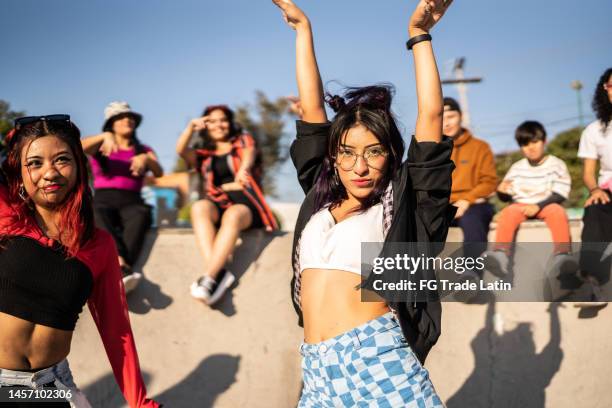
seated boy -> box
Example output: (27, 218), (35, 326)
(487, 121), (572, 274)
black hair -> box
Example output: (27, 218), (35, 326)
(592, 68), (612, 131)
(95, 113), (146, 174)
(2, 119), (95, 256)
(443, 97), (462, 113)
(195, 105), (242, 150)
(314, 84), (405, 213)
(515, 120), (547, 146)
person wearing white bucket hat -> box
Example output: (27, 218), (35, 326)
(82, 102), (163, 293)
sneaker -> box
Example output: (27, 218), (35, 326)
(483, 250), (509, 277)
(206, 269), (236, 306)
(545, 253), (581, 301)
(121, 265), (142, 294)
(190, 269), (236, 306)
(453, 268), (480, 302)
(190, 276), (213, 303)
(574, 276), (608, 308)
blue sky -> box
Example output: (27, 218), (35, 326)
(2, 0), (610, 201)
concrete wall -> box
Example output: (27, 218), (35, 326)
(68, 226), (611, 407)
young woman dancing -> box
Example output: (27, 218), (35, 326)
(273, 0), (455, 406)
(176, 105), (278, 305)
(0, 116), (159, 407)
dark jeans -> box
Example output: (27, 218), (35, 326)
(451, 202), (495, 259)
(94, 189), (152, 266)
(580, 199), (612, 284)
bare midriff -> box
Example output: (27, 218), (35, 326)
(0, 312), (72, 371)
(301, 268), (389, 344)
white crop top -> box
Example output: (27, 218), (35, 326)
(299, 203), (384, 275)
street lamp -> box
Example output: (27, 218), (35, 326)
(570, 80), (584, 127)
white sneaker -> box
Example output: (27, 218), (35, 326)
(483, 250), (509, 277)
(122, 270), (143, 294)
(190, 269), (236, 306)
(190, 276), (213, 303)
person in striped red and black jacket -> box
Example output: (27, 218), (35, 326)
(176, 104), (278, 306)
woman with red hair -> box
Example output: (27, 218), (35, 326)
(0, 116), (160, 407)
(176, 105), (279, 306)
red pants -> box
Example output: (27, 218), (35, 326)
(494, 203), (571, 254)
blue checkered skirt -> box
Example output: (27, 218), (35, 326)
(298, 312), (444, 407)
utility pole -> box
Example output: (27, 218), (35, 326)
(570, 80), (584, 127)
(442, 58), (482, 128)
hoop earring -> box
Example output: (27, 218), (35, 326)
(331, 166), (341, 190)
(18, 184), (28, 202)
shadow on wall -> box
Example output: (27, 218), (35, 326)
(82, 354), (240, 407)
(446, 295), (563, 408)
(154, 354), (241, 407)
(209, 230), (285, 317)
(127, 229), (174, 314)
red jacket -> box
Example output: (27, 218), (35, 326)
(197, 133), (279, 231)
(0, 185), (159, 408)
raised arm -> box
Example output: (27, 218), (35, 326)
(408, 0), (453, 142)
(81, 132), (118, 156)
(176, 117), (207, 169)
(273, 0), (327, 123)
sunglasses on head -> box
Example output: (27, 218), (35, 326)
(14, 114), (71, 129)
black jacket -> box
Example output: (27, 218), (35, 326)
(290, 120), (456, 364)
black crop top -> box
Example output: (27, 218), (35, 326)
(211, 154), (234, 185)
(0, 236), (94, 331)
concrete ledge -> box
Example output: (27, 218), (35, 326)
(67, 226), (611, 407)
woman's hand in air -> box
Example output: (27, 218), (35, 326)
(130, 153), (149, 177)
(409, 0), (453, 35)
(272, 0), (309, 30)
(190, 116), (209, 132)
(99, 131), (119, 156)
(235, 167), (251, 186)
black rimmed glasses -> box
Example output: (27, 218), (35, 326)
(336, 146), (389, 171)
(14, 114), (71, 130)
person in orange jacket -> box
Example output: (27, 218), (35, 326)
(443, 97), (497, 262)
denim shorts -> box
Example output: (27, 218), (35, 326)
(299, 312), (444, 408)
(0, 359), (91, 408)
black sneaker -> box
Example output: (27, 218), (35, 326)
(206, 269), (236, 306)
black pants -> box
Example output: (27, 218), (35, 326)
(94, 189), (152, 266)
(580, 200), (612, 284)
(451, 202), (494, 259)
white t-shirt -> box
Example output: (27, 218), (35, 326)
(503, 155), (571, 204)
(578, 120), (612, 187)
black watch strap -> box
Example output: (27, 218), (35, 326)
(406, 34), (432, 50)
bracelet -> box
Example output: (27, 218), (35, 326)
(590, 186), (602, 193)
(406, 34), (432, 50)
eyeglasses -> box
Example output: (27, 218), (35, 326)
(604, 83), (612, 91)
(14, 114), (71, 129)
(336, 146), (388, 171)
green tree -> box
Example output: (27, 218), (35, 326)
(546, 127), (586, 207)
(0, 100), (26, 161)
(0, 100), (25, 135)
(493, 126), (586, 209)
(234, 91), (295, 197)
